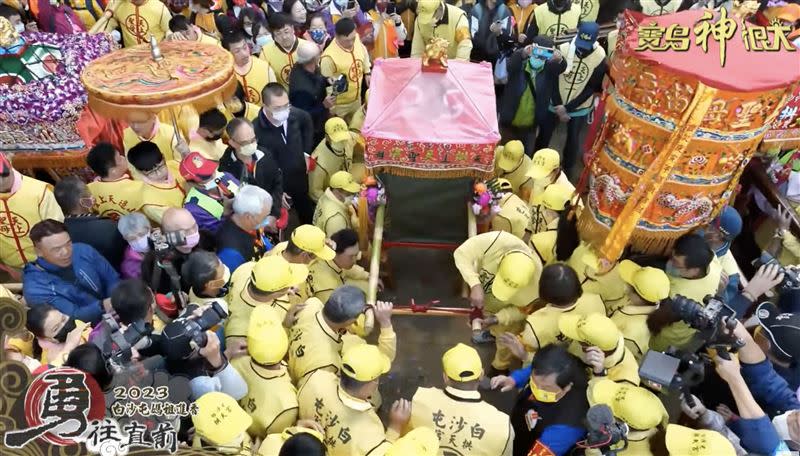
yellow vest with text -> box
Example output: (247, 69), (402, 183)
(87, 177), (144, 220)
(640, 0), (681, 16)
(409, 386), (513, 456)
(609, 305), (656, 361)
(492, 193), (533, 241)
(138, 161), (186, 225)
(534, 2), (580, 39)
(260, 39), (309, 89)
(578, 0), (598, 22)
(521, 293), (605, 352)
(0, 175), (64, 269)
(320, 38), (370, 106)
(230, 357), (298, 437)
(308, 259), (369, 304)
(237, 58), (277, 105)
(308, 138), (356, 202)
(557, 42), (606, 111)
(313, 189), (356, 237)
(411, 4), (472, 60)
(112, 0), (171, 47)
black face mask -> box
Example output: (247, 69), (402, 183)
(547, 0), (571, 14)
(206, 133), (223, 141)
(53, 318), (76, 343)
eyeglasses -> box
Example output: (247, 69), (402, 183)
(143, 162), (166, 177)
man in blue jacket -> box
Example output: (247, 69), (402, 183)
(23, 219), (119, 325)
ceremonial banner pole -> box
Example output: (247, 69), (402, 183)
(366, 204), (385, 306)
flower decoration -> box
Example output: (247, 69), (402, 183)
(471, 179), (507, 216)
(360, 175), (386, 223)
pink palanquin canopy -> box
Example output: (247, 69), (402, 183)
(362, 58), (500, 178)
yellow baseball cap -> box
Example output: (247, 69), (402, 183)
(291, 225), (336, 261)
(325, 117), (350, 143)
(386, 427), (439, 456)
(247, 305), (288, 364)
(193, 392), (253, 445)
(341, 343), (391, 382)
(329, 170), (362, 194)
(531, 183), (573, 211)
(442, 343), (482, 382)
(527, 148), (561, 180)
(558, 313), (621, 351)
(492, 251), (536, 302)
(251, 255), (309, 293)
(496, 140), (524, 172)
(416, 0), (441, 25)
(494, 178), (513, 193)
(618, 260), (670, 303)
(589, 379), (667, 430)
(665, 424), (736, 456)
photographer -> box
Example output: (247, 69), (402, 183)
(141, 208), (211, 296)
(161, 303), (248, 400)
(729, 263), (785, 317)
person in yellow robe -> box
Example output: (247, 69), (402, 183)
(526, 147), (574, 203)
(454, 231), (542, 371)
(320, 18), (371, 124)
(494, 140), (533, 202)
(0, 153), (64, 270)
(366, 0), (407, 60)
(411, 0), (472, 60)
(122, 114), (183, 166)
(231, 306), (299, 438)
(187, 108), (228, 160)
(127, 142), (187, 225)
(489, 179), (533, 243)
(86, 142), (144, 220)
(308, 228), (371, 303)
(99, 0), (171, 47)
(260, 13), (310, 88)
(224, 31), (277, 105)
(507, 0), (535, 42)
(220, 82), (261, 124)
(308, 117), (361, 202)
(312, 171), (361, 237)
(530, 182), (572, 234)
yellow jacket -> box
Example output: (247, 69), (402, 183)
(521, 293), (605, 354)
(0, 172), (64, 269)
(495, 154), (533, 202)
(453, 231), (541, 322)
(492, 193), (533, 241)
(138, 161), (187, 225)
(411, 3), (472, 60)
(609, 305), (656, 361)
(123, 121), (180, 169)
(312, 188), (358, 237)
(236, 57), (278, 105)
(308, 137), (358, 202)
(260, 39), (310, 89)
(308, 259), (369, 304)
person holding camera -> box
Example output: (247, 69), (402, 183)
(320, 18), (371, 124)
(288, 285), (396, 386)
(365, 0), (407, 60)
(651, 233), (723, 351)
(230, 305), (299, 437)
(23, 219), (119, 325)
(492, 343), (589, 456)
(161, 303), (248, 400)
(586, 379), (669, 455)
(408, 343), (514, 455)
(179, 152), (241, 235)
(216, 184), (275, 272)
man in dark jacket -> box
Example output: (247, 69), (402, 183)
(288, 40), (335, 145)
(254, 82), (316, 224)
(220, 118), (283, 221)
(498, 35), (564, 157)
(53, 176), (127, 271)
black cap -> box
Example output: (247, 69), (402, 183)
(756, 302), (800, 361)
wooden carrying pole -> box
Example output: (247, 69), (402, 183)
(366, 204), (386, 306)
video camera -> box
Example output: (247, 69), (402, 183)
(752, 251), (800, 290)
(331, 74), (348, 96)
(148, 228), (188, 310)
(149, 228), (186, 260)
(639, 295), (744, 407)
(100, 314), (153, 371)
(160, 301), (228, 361)
(578, 404), (629, 456)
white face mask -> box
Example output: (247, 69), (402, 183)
(773, 412), (796, 443)
(240, 142), (258, 156)
(244, 25), (252, 35)
(271, 108), (290, 124)
(518, 0), (533, 7)
(14, 23), (24, 34)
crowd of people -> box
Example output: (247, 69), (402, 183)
(1, 0), (800, 454)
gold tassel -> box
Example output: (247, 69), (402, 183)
(367, 165), (493, 180)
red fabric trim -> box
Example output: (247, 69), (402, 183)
(364, 137), (495, 174)
(528, 440), (556, 456)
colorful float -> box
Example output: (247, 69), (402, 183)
(579, 9), (800, 263)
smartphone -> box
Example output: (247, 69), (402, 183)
(531, 45), (555, 60)
(346, 0), (356, 9)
